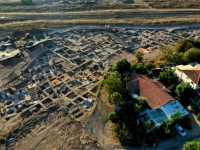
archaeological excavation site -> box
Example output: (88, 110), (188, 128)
(0, 25), (200, 150)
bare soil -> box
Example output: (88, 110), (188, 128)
(0, 110), (100, 150)
(85, 89), (124, 149)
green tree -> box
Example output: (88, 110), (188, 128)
(184, 48), (200, 63)
(190, 102), (199, 112)
(136, 96), (148, 110)
(114, 123), (134, 145)
(144, 62), (156, 71)
(130, 63), (137, 72)
(135, 63), (146, 74)
(160, 45), (175, 61)
(175, 82), (194, 104)
(175, 39), (193, 53)
(108, 112), (119, 123)
(182, 138), (200, 150)
(102, 72), (123, 94)
(158, 112), (183, 140)
(160, 45), (184, 64)
(170, 111), (183, 123)
(154, 60), (165, 68)
(21, 0), (32, 5)
(112, 59), (131, 75)
(197, 113), (200, 121)
(110, 92), (123, 111)
(134, 50), (144, 63)
(145, 120), (152, 129)
(159, 68), (179, 89)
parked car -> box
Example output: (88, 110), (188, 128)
(175, 124), (186, 137)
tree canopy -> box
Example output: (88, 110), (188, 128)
(184, 48), (200, 63)
(108, 112), (119, 123)
(102, 59), (159, 147)
(110, 92), (123, 103)
(174, 39), (194, 53)
(160, 45), (184, 64)
(175, 82), (195, 104)
(182, 138), (200, 150)
(160, 39), (200, 64)
(158, 112), (183, 140)
(102, 72), (123, 94)
(136, 96), (149, 110)
(134, 50), (144, 63)
(170, 111), (183, 121)
(112, 59), (131, 74)
(144, 62), (156, 71)
(158, 68), (179, 90)
(131, 63), (146, 74)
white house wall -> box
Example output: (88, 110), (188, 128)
(174, 68), (197, 89)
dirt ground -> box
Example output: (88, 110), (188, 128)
(110, 48), (161, 65)
(85, 90), (120, 149)
(1, 110), (100, 150)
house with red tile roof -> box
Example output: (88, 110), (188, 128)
(127, 73), (189, 125)
(127, 73), (173, 109)
(173, 65), (200, 92)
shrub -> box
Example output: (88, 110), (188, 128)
(134, 50), (144, 62)
(197, 113), (200, 121)
(154, 60), (165, 68)
(190, 102), (199, 112)
(102, 72), (123, 94)
(144, 62), (156, 71)
(108, 112), (119, 123)
(182, 138), (200, 150)
(112, 59), (131, 74)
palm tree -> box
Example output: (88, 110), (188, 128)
(110, 92), (122, 112)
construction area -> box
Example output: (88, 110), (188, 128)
(0, 25), (200, 149)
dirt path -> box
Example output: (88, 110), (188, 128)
(85, 90), (124, 149)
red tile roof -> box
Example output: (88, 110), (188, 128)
(181, 70), (200, 85)
(126, 79), (139, 94)
(127, 73), (174, 109)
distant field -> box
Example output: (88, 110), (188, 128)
(143, 0), (200, 8)
(0, 0), (19, 3)
(1, 15), (200, 31)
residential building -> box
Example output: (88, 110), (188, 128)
(173, 65), (200, 91)
(127, 73), (173, 109)
(127, 73), (189, 125)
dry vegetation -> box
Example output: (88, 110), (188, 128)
(0, 0), (19, 3)
(144, 0), (200, 8)
(1, 16), (200, 31)
(0, 0), (199, 32)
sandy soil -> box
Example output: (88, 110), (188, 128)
(85, 90), (124, 149)
(110, 48), (161, 65)
(5, 110), (100, 150)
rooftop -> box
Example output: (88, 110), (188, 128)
(160, 100), (189, 119)
(176, 65), (200, 84)
(128, 73), (174, 109)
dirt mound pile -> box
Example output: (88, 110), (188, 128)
(11, 28), (45, 41)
